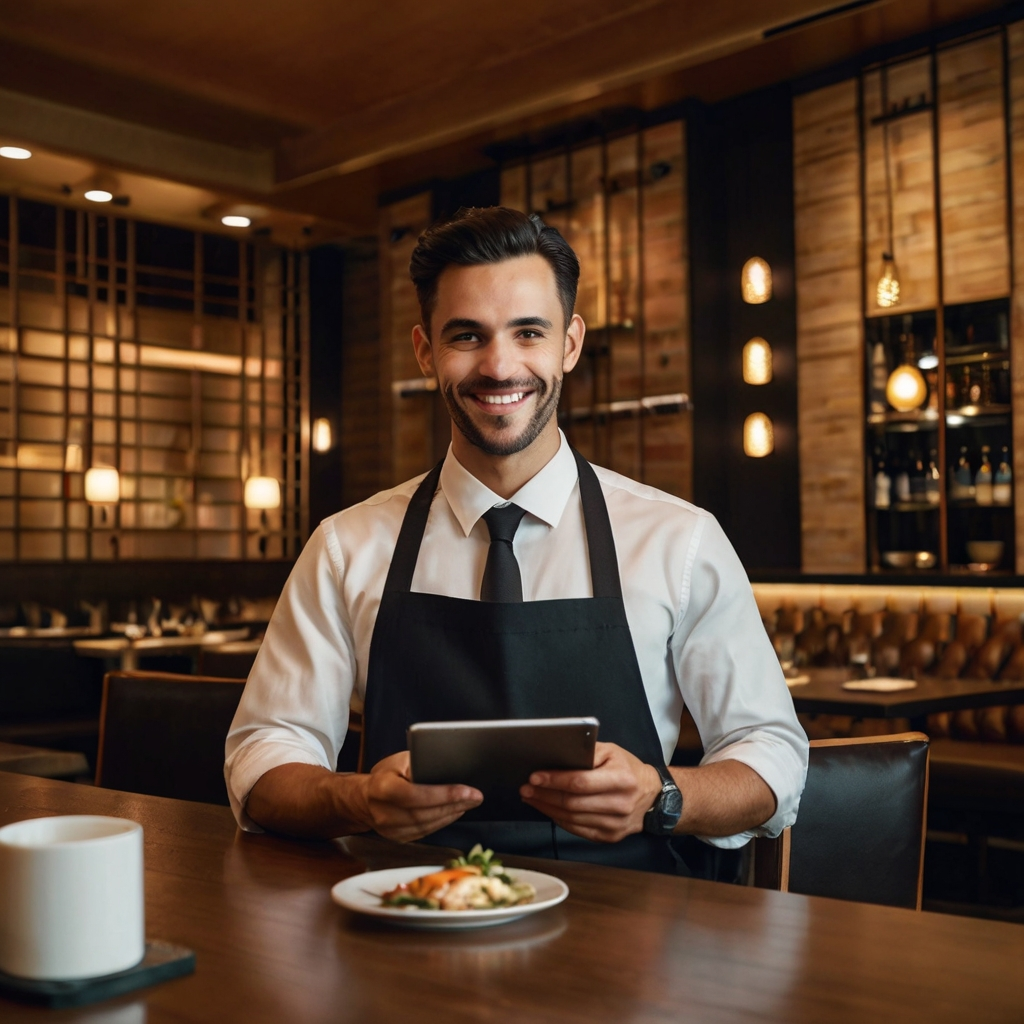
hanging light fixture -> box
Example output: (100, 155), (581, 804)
(742, 337), (773, 385)
(743, 413), (774, 458)
(886, 363), (927, 412)
(741, 258), (772, 304)
(876, 64), (901, 309)
(885, 320), (927, 412)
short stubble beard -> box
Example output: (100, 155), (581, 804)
(443, 374), (563, 457)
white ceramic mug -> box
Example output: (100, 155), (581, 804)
(0, 815), (145, 980)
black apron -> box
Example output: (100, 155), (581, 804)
(361, 449), (682, 874)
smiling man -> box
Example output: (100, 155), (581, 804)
(225, 207), (807, 875)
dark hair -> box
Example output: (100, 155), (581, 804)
(409, 206), (579, 333)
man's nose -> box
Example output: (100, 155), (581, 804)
(477, 336), (521, 382)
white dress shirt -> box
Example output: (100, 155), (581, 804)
(225, 431), (808, 848)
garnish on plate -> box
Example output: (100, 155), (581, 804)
(380, 845), (536, 911)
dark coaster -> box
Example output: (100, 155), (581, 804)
(0, 940), (195, 1009)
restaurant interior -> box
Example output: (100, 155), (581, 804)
(3, 1), (1024, 1020)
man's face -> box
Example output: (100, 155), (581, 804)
(412, 255), (584, 457)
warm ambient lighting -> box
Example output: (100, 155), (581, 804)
(244, 476), (281, 510)
(876, 252), (900, 308)
(222, 215), (251, 228)
(741, 257), (772, 304)
(0, 146), (32, 160)
(886, 363), (927, 412)
(85, 189), (114, 203)
(312, 417), (333, 452)
(742, 337), (773, 385)
(743, 413), (774, 458)
(84, 467), (120, 504)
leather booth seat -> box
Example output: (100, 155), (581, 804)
(751, 583), (1024, 744)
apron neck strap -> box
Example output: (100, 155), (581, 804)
(382, 449), (622, 598)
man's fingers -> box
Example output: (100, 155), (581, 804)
(376, 776), (482, 809)
(521, 786), (634, 815)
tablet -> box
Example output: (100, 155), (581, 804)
(408, 717), (599, 822)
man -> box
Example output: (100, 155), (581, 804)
(225, 207), (807, 874)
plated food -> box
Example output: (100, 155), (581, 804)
(330, 849), (568, 930)
(380, 845), (535, 911)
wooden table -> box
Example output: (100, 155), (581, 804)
(73, 629), (250, 671)
(789, 668), (1024, 722)
(2, 775), (1024, 1023)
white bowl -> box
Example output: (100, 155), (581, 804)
(966, 541), (1004, 565)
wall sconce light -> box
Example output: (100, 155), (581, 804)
(741, 257), (772, 304)
(886, 363), (927, 412)
(742, 337), (773, 385)
(876, 252), (900, 309)
(0, 146), (32, 160)
(244, 476), (281, 510)
(311, 417), (333, 453)
(85, 466), (120, 504)
(743, 413), (774, 458)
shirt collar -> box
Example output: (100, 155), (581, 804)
(439, 430), (580, 538)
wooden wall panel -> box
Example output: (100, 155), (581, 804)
(1009, 23), (1024, 574)
(939, 34), (1010, 305)
(863, 57), (938, 316)
(794, 78), (866, 572)
(339, 241), (383, 508)
(642, 121), (691, 500)
(379, 192), (433, 487)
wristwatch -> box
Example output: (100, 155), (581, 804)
(643, 765), (683, 836)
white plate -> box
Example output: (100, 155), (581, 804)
(841, 677), (917, 692)
(331, 865), (568, 930)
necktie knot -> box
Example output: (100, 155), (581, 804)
(480, 503), (527, 602)
(483, 502), (526, 545)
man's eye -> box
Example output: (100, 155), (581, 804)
(451, 333), (479, 343)
(519, 330), (542, 339)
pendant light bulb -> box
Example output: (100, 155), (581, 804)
(876, 252), (900, 309)
(886, 363), (927, 412)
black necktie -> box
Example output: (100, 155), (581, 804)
(480, 503), (527, 602)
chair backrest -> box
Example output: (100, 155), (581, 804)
(96, 670), (245, 805)
(755, 732), (929, 909)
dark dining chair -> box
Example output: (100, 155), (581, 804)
(754, 732), (930, 909)
(95, 670), (245, 806)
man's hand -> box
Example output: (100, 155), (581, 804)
(244, 758), (481, 842)
(519, 742), (662, 844)
(355, 751), (483, 843)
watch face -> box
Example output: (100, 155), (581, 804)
(661, 787), (683, 821)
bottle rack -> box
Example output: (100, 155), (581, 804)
(865, 298), (1014, 574)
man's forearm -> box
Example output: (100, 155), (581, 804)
(669, 759), (777, 837)
(245, 763), (370, 839)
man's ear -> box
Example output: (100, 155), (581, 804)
(412, 323), (434, 377)
(562, 313), (586, 374)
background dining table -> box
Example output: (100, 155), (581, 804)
(1, 772), (1023, 1023)
(787, 668), (1024, 725)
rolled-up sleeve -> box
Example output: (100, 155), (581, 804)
(224, 525), (356, 831)
(671, 515), (808, 849)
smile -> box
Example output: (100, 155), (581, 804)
(477, 392), (526, 406)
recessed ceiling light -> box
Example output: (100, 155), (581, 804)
(84, 189), (114, 203)
(221, 215), (251, 228)
(0, 146), (32, 160)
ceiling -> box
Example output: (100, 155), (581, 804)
(0, 0), (1011, 240)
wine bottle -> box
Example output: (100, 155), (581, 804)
(874, 452), (892, 509)
(976, 446), (994, 506)
(926, 450), (941, 505)
(994, 445), (1013, 505)
(952, 446), (972, 501)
